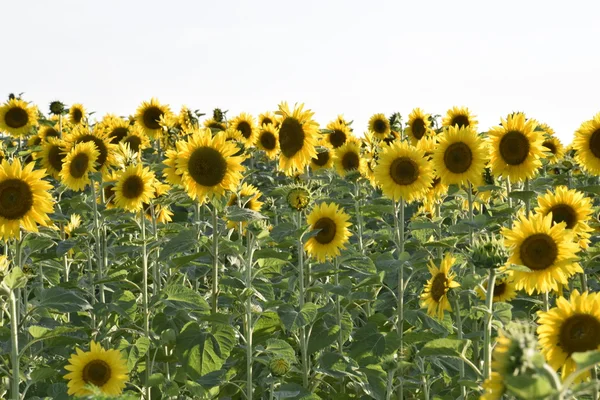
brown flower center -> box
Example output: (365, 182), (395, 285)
(104, 184), (116, 204)
(493, 281), (507, 297)
(372, 118), (388, 134)
(109, 127), (129, 144)
(75, 135), (108, 168)
(48, 145), (65, 172)
(312, 151), (330, 167)
(237, 121), (252, 139)
(259, 131), (276, 150)
(389, 157), (419, 185)
(329, 129), (347, 148)
(0, 179), (33, 220)
(431, 273), (448, 302)
(499, 131), (530, 166)
(543, 140), (557, 155)
(122, 175), (144, 199)
(188, 146), (227, 187)
(69, 153), (90, 179)
(123, 135), (142, 153)
(589, 129), (600, 159)
(261, 117), (273, 126)
(313, 217), (337, 244)
(279, 117), (305, 158)
(444, 142), (473, 174)
(341, 151), (359, 172)
(411, 118), (426, 139)
(43, 128), (60, 140)
(559, 314), (600, 355)
(450, 115), (469, 128)
(5, 107), (29, 129)
(548, 204), (577, 229)
(142, 106), (163, 130)
(71, 108), (83, 124)
(82, 359), (111, 387)
(519, 233), (557, 271)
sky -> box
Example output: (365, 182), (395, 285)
(3, 0), (599, 143)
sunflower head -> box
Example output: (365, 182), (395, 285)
(471, 234), (508, 270)
(476, 276), (517, 303)
(420, 253), (460, 320)
(275, 102), (319, 175)
(226, 183), (264, 230)
(135, 98), (172, 138)
(325, 120), (353, 149)
(259, 111), (279, 127)
(114, 164), (156, 212)
(69, 103), (86, 125)
(368, 113), (391, 139)
(213, 108), (225, 123)
(310, 146), (334, 172)
(304, 202), (352, 262)
(286, 186), (311, 211)
(572, 112), (600, 175)
(256, 123), (280, 159)
(442, 106), (478, 130)
(60, 141), (99, 192)
(405, 108), (432, 145)
(49, 100), (66, 116)
(433, 125), (487, 186)
(535, 186), (593, 240)
(0, 98), (39, 137)
(333, 138), (364, 178)
(270, 358), (291, 377)
(39, 137), (67, 178)
(229, 113), (258, 147)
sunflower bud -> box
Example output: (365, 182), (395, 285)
(49, 101), (66, 116)
(8, 93), (15, 100)
(471, 235), (507, 269)
(483, 167), (495, 185)
(269, 358), (291, 376)
(286, 187), (311, 211)
(213, 108), (225, 123)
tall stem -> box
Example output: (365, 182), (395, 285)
(467, 182), (474, 248)
(393, 199), (405, 400)
(454, 296), (467, 399)
(140, 211), (151, 400)
(9, 288), (19, 400)
(524, 178), (531, 216)
(90, 178), (105, 303)
(354, 182), (364, 254)
(296, 211), (309, 388)
(245, 230), (255, 400)
(211, 205), (219, 314)
(483, 268), (497, 380)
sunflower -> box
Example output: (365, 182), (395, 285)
(259, 111), (279, 128)
(228, 113), (258, 147)
(143, 181), (173, 224)
(304, 202), (352, 262)
(541, 135), (565, 164)
(163, 147), (183, 186)
(310, 146), (334, 172)
(177, 105), (198, 132)
(0, 99), (39, 137)
(64, 341), (128, 397)
(420, 253), (460, 320)
(226, 183), (264, 230)
(405, 108), (431, 145)
(368, 113), (391, 140)
(60, 141), (99, 191)
(175, 128), (245, 202)
(121, 128), (151, 154)
(535, 186), (594, 249)
(537, 290), (600, 381)
(416, 136), (437, 158)
(64, 214), (82, 239)
(135, 98), (172, 139)
(488, 113), (544, 182)
(256, 123), (279, 159)
(433, 126), (487, 186)
(204, 118), (227, 132)
(105, 118), (131, 144)
(334, 139), (364, 177)
(38, 125), (61, 142)
(39, 137), (67, 178)
(100, 171), (118, 209)
(286, 186), (311, 211)
(476, 277), (517, 303)
(572, 112), (600, 175)
(325, 120), (353, 149)
(114, 164), (156, 212)
(441, 106), (478, 130)
(480, 332), (522, 400)
(275, 102), (319, 174)
(501, 213), (581, 295)
(68, 104), (86, 125)
(374, 141), (433, 203)
(425, 176), (449, 204)
(65, 127), (116, 176)
(27, 135), (42, 148)
(0, 159), (54, 240)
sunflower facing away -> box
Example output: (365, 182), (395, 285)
(488, 113), (544, 182)
(226, 182), (264, 230)
(256, 123), (280, 159)
(0, 99), (39, 137)
(537, 290), (600, 381)
(535, 186), (594, 249)
(476, 277), (517, 303)
(275, 102), (319, 175)
(374, 141), (433, 203)
(334, 139), (364, 178)
(175, 128), (245, 202)
(325, 120), (353, 149)
(229, 113), (258, 147)
(368, 113), (391, 140)
(135, 98), (172, 139)
(39, 137), (67, 178)
(114, 164), (156, 212)
(0, 159), (54, 240)
(501, 213), (581, 295)
(60, 141), (99, 191)
(441, 106), (478, 130)
(420, 253), (460, 320)
(64, 341), (128, 397)
(304, 202), (352, 262)
(405, 108), (431, 145)
(572, 112), (600, 175)
(433, 125), (487, 186)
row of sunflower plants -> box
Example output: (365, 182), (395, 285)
(0, 94), (600, 400)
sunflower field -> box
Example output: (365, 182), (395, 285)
(1, 95), (600, 400)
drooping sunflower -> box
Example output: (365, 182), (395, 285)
(541, 135), (565, 164)
(310, 146), (334, 172)
(258, 111), (279, 128)
(535, 186), (593, 249)
(275, 102), (319, 175)
(0, 99), (39, 137)
(304, 202), (352, 262)
(175, 128), (245, 202)
(441, 106), (478, 130)
(135, 98), (172, 139)
(374, 141), (433, 203)
(64, 341), (128, 397)
(256, 123), (279, 159)
(476, 277), (517, 303)
(39, 137), (67, 178)
(334, 139), (364, 177)
(537, 290), (600, 381)
(68, 103), (86, 125)
(501, 213), (581, 295)
(38, 124), (61, 142)
(488, 113), (544, 182)
(105, 118), (131, 144)
(368, 113), (391, 140)
(433, 125), (487, 186)
(60, 141), (99, 191)
(114, 164), (156, 212)
(65, 126), (116, 176)
(0, 159), (54, 240)
(229, 113), (258, 147)
(420, 253), (460, 320)
(325, 120), (353, 149)
(226, 183), (264, 230)
(572, 112), (600, 175)
(405, 108), (431, 145)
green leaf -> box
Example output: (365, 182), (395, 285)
(35, 287), (92, 312)
(135, 337), (151, 358)
(277, 303), (318, 331)
(162, 284), (210, 313)
(307, 319), (340, 354)
(419, 338), (471, 358)
(571, 350), (600, 371)
(269, 222), (297, 242)
(31, 367), (57, 383)
(225, 206), (266, 222)
(148, 373), (165, 387)
(159, 229), (198, 261)
(254, 248), (290, 261)
(4, 267), (27, 289)
(504, 374), (555, 400)
(265, 338), (297, 362)
(508, 190), (537, 202)
(349, 323), (385, 359)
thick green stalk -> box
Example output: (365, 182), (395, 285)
(354, 182), (364, 254)
(9, 288), (19, 400)
(483, 268), (497, 380)
(211, 205), (219, 314)
(524, 178), (531, 216)
(454, 296), (467, 399)
(245, 230), (255, 400)
(334, 257), (343, 355)
(150, 206), (161, 294)
(296, 211), (309, 388)
(385, 370), (395, 400)
(140, 211), (151, 400)
(467, 182), (474, 247)
(90, 178), (105, 303)
(393, 199), (405, 400)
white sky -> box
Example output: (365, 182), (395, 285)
(4, 0), (599, 143)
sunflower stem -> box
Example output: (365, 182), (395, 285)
(90, 177), (105, 303)
(211, 204), (220, 315)
(453, 296), (467, 399)
(543, 291), (550, 312)
(385, 370), (395, 400)
(354, 182), (364, 254)
(9, 288), (19, 400)
(524, 178), (531, 216)
(334, 257), (344, 357)
(483, 267), (497, 380)
(505, 177), (512, 210)
(467, 182), (474, 247)
(296, 210), (309, 389)
(140, 210), (151, 400)
(245, 229), (255, 400)
(393, 199), (405, 400)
